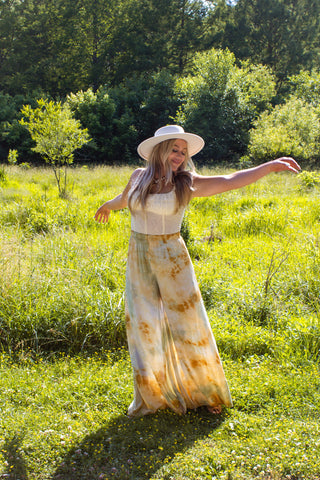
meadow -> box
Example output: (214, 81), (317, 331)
(0, 164), (319, 480)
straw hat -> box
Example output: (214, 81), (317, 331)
(137, 125), (205, 160)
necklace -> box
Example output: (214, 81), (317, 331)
(152, 176), (166, 184)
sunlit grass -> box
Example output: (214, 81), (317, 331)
(0, 164), (319, 479)
(0, 353), (319, 480)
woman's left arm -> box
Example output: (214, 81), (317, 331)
(191, 158), (301, 198)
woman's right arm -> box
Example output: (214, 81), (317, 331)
(94, 168), (143, 224)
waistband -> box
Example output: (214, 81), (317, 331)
(131, 230), (181, 241)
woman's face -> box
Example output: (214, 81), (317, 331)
(167, 139), (188, 172)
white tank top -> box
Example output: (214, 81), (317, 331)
(130, 190), (185, 235)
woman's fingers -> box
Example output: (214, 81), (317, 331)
(94, 209), (110, 223)
(273, 157), (301, 173)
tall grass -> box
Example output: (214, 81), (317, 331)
(1, 165), (320, 362)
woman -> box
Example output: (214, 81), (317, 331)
(95, 125), (300, 417)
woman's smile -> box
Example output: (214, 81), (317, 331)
(168, 139), (188, 171)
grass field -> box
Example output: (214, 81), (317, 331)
(0, 165), (319, 480)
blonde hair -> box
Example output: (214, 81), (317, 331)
(128, 139), (195, 211)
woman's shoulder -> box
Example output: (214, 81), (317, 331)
(127, 168), (146, 193)
(130, 168), (145, 181)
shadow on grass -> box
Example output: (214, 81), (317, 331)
(1, 433), (28, 480)
(52, 407), (226, 480)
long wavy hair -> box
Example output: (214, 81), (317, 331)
(128, 139), (195, 212)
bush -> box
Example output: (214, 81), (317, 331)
(248, 97), (320, 164)
(66, 88), (123, 164)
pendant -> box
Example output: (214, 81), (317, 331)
(153, 176), (166, 184)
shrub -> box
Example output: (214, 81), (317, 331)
(7, 149), (18, 165)
(0, 165), (6, 182)
(248, 97), (320, 164)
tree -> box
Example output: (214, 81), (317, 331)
(0, 0), (118, 96)
(288, 70), (320, 108)
(66, 86), (138, 164)
(0, 0), (62, 94)
(0, 0), (212, 96)
(65, 0), (118, 92)
(20, 99), (91, 196)
(66, 70), (179, 164)
(0, 0), (22, 93)
(136, 70), (179, 138)
(221, 0), (320, 82)
(201, 0), (235, 50)
(83, 0), (210, 84)
(0, 90), (46, 162)
(175, 48), (276, 163)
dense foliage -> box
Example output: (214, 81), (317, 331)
(220, 0), (320, 81)
(1, 0), (319, 96)
(248, 98), (320, 164)
(1, 0), (320, 165)
(174, 49), (276, 162)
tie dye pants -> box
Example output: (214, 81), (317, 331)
(125, 231), (233, 417)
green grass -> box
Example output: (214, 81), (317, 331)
(0, 353), (319, 480)
(0, 164), (319, 479)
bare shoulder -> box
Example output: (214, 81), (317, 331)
(122, 168), (145, 195)
(130, 167), (145, 182)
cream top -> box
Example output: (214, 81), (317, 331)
(130, 190), (185, 235)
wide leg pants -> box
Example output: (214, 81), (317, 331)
(125, 231), (233, 417)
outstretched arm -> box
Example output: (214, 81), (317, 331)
(94, 168), (143, 223)
(191, 158), (301, 198)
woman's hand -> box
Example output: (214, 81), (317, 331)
(94, 204), (111, 223)
(269, 157), (301, 173)
(94, 169), (141, 224)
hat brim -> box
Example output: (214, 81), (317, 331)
(137, 132), (205, 160)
